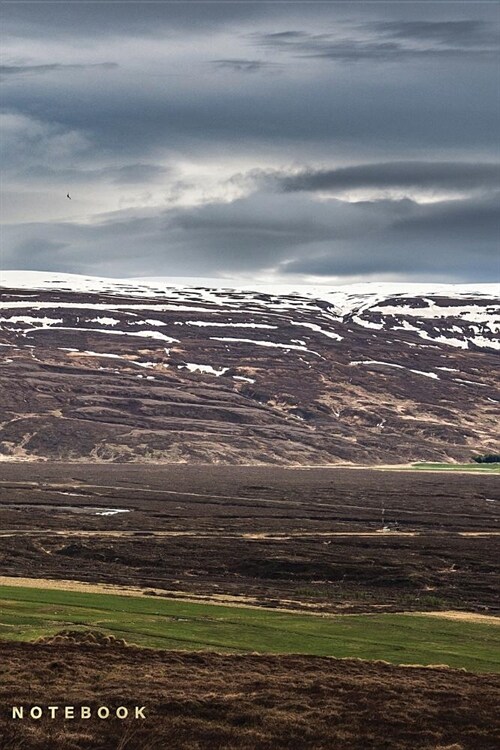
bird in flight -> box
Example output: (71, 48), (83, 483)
(66, 193), (71, 200)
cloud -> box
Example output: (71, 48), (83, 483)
(13, 237), (69, 260)
(106, 164), (171, 185)
(1, 1), (271, 38)
(1, 1), (498, 283)
(0, 62), (117, 79)
(0, 112), (90, 170)
(211, 59), (279, 73)
(281, 193), (500, 279)
(255, 19), (500, 63)
(3, 190), (498, 282)
(17, 163), (170, 185)
(392, 192), (500, 241)
(371, 20), (499, 47)
(272, 162), (500, 195)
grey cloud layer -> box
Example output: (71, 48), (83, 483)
(371, 20), (498, 46)
(0, 62), (117, 80)
(273, 162), (500, 194)
(2, 1), (499, 281)
(256, 19), (500, 62)
(211, 59), (280, 73)
(4, 190), (499, 281)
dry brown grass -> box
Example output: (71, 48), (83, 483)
(0, 641), (499, 750)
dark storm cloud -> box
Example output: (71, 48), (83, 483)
(4, 56), (498, 160)
(274, 162), (500, 194)
(3, 191), (499, 281)
(211, 59), (278, 73)
(280, 194), (500, 279)
(0, 62), (117, 80)
(392, 192), (500, 241)
(256, 19), (500, 63)
(2, 0), (499, 282)
(371, 20), (498, 46)
(1, 0), (273, 37)
(2, 3), (499, 163)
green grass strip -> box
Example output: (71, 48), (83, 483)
(412, 462), (500, 472)
(0, 584), (498, 673)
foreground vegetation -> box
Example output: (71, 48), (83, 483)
(0, 584), (498, 672)
(2, 643), (499, 750)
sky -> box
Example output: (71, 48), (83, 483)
(1, 0), (499, 284)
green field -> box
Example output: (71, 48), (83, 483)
(412, 462), (500, 473)
(0, 585), (498, 673)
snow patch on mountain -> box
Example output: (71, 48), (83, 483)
(180, 363), (229, 377)
(1, 271), (498, 354)
(350, 360), (440, 379)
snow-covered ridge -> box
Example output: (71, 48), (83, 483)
(0, 270), (498, 352)
(0, 271), (497, 315)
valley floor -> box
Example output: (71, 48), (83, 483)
(0, 462), (498, 748)
(0, 463), (498, 614)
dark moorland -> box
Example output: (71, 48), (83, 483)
(0, 463), (498, 613)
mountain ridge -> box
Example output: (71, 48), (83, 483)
(0, 272), (498, 464)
